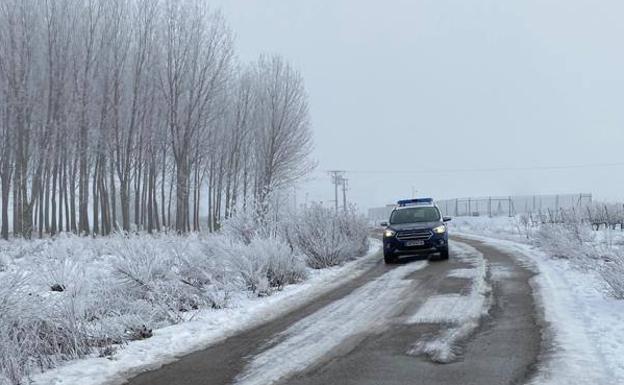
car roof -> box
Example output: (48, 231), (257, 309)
(393, 204), (438, 211)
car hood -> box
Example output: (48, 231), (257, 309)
(389, 221), (443, 231)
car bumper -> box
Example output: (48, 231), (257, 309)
(383, 234), (448, 255)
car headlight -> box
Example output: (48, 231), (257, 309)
(384, 229), (396, 237)
(433, 225), (446, 234)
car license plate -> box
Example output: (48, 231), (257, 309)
(406, 240), (425, 246)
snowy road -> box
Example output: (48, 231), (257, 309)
(124, 237), (541, 385)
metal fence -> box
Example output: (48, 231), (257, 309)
(437, 193), (592, 217)
(368, 193), (593, 221)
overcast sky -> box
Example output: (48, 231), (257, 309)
(213, 0), (624, 210)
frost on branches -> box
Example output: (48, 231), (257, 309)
(285, 204), (370, 269)
(0, 205), (370, 385)
(453, 204), (624, 300)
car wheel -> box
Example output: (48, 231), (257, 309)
(439, 247), (450, 260)
(384, 252), (396, 264)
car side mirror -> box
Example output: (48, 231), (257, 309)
(443, 216), (452, 222)
(380, 221), (388, 227)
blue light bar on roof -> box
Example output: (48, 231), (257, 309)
(397, 198), (434, 207)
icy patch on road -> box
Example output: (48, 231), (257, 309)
(447, 267), (480, 279)
(410, 321), (484, 364)
(408, 294), (482, 324)
(490, 262), (516, 280)
(407, 241), (491, 363)
(234, 260), (428, 385)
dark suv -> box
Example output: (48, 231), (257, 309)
(381, 198), (451, 264)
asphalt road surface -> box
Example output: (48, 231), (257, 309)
(124, 236), (541, 385)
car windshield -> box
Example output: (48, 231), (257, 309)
(390, 207), (440, 224)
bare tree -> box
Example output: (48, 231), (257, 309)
(158, 1), (233, 233)
(252, 55), (315, 219)
(0, 0), (314, 239)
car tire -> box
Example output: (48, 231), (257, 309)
(439, 247), (450, 260)
(384, 252), (396, 264)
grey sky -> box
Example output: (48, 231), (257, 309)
(213, 0), (624, 209)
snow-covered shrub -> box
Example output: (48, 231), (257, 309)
(561, 208), (594, 245)
(109, 235), (238, 323)
(0, 206), (374, 384)
(5, 239), (47, 261)
(229, 240), (271, 295)
(336, 209), (370, 258)
(534, 223), (594, 260)
(228, 237), (307, 295)
(0, 273), (32, 385)
(0, 235), (214, 384)
(601, 249), (624, 299)
(176, 237), (238, 309)
(250, 238), (307, 289)
(221, 210), (258, 244)
(287, 204), (369, 269)
(112, 242), (185, 324)
(0, 242), (10, 272)
(517, 215), (533, 239)
(0, 253), (119, 385)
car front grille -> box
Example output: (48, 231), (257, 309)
(396, 229), (433, 241)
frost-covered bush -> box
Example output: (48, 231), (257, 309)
(0, 217), (366, 384)
(533, 223), (595, 260)
(532, 221), (624, 299)
(248, 238), (307, 290)
(111, 239), (198, 323)
(0, 273), (33, 385)
(601, 249), (624, 299)
(221, 210), (258, 244)
(176, 237), (238, 309)
(287, 204), (370, 269)
(453, 213), (624, 300)
(229, 240), (271, 295)
(0, 235), (212, 383)
(0, 237), (174, 385)
(227, 237), (307, 295)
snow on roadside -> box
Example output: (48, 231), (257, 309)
(234, 259), (428, 385)
(456, 232), (624, 385)
(406, 241), (491, 363)
(31, 240), (382, 385)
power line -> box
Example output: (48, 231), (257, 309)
(323, 161), (624, 176)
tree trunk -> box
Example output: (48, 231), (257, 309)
(0, 174), (10, 240)
(175, 162), (189, 233)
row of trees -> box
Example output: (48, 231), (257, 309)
(0, 0), (314, 239)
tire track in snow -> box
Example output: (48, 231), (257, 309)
(234, 261), (428, 385)
(406, 241), (491, 363)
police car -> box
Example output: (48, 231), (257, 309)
(380, 198), (451, 264)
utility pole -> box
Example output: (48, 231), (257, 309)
(328, 170), (346, 212)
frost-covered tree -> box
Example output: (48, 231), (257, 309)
(251, 55), (315, 220)
(0, 0), (314, 238)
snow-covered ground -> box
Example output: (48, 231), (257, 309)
(30, 240), (381, 385)
(452, 217), (624, 385)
